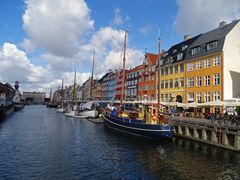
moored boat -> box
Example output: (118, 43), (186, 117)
(14, 101), (25, 111)
(0, 82), (15, 119)
(75, 101), (100, 118)
(103, 105), (173, 139)
(103, 30), (173, 139)
(13, 81), (25, 112)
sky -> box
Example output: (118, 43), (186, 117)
(0, 0), (240, 95)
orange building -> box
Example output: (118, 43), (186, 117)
(138, 53), (158, 101)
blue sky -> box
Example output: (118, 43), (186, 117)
(0, 0), (239, 93)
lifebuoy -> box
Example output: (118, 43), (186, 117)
(152, 114), (157, 121)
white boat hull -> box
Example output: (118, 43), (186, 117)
(56, 107), (65, 113)
(79, 110), (99, 118)
(64, 110), (76, 117)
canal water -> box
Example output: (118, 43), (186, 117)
(0, 105), (239, 180)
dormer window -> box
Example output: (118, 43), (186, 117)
(173, 49), (177, 53)
(191, 47), (201, 55)
(182, 45), (188, 51)
(207, 41), (218, 51)
(177, 53), (183, 60)
(164, 53), (168, 57)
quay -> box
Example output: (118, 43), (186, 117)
(171, 116), (240, 152)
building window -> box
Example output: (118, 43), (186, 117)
(180, 77), (184, 87)
(161, 94), (164, 102)
(207, 41), (218, 51)
(152, 85), (155, 90)
(214, 74), (220, 85)
(214, 107), (220, 114)
(177, 53), (183, 60)
(188, 93), (194, 101)
(213, 92), (220, 101)
(180, 64), (184, 72)
(174, 78), (178, 88)
(165, 67), (168, 75)
(205, 75), (210, 86)
(165, 94), (168, 102)
(196, 92), (202, 102)
(205, 59), (210, 68)
(187, 77), (194, 87)
(170, 66), (173, 74)
(196, 76), (202, 86)
(175, 65), (178, 73)
(191, 47), (201, 55)
(204, 92), (210, 102)
(161, 80), (164, 89)
(165, 80), (168, 89)
(187, 63), (194, 71)
(214, 56), (220, 66)
(170, 79), (173, 88)
(196, 60), (202, 69)
(161, 68), (164, 76)
(151, 75), (155, 80)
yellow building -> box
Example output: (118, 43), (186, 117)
(159, 35), (201, 105)
(159, 20), (240, 114)
(183, 20), (240, 114)
(185, 52), (223, 113)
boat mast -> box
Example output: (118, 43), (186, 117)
(90, 50), (95, 100)
(157, 30), (161, 112)
(73, 69), (76, 104)
(61, 78), (64, 104)
(120, 30), (127, 104)
(50, 87), (52, 102)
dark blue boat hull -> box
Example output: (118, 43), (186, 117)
(103, 114), (173, 139)
(0, 104), (14, 120)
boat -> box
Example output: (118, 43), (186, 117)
(56, 79), (66, 113)
(47, 103), (58, 108)
(14, 101), (25, 111)
(13, 81), (25, 111)
(0, 82), (15, 119)
(75, 101), (100, 118)
(64, 70), (77, 117)
(56, 106), (66, 113)
(73, 52), (99, 119)
(102, 30), (173, 139)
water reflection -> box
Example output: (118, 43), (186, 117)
(0, 106), (239, 179)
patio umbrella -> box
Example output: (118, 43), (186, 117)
(224, 101), (240, 106)
(177, 102), (199, 108)
(199, 100), (225, 107)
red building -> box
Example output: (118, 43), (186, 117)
(114, 69), (128, 100)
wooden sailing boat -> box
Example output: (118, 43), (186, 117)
(64, 70), (77, 117)
(56, 79), (66, 113)
(76, 50), (100, 118)
(102, 30), (173, 139)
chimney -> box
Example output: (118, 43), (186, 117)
(218, 21), (227, 28)
(184, 35), (190, 41)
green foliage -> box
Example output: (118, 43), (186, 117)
(236, 106), (240, 115)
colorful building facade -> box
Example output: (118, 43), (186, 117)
(138, 53), (158, 101)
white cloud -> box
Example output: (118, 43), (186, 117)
(18, 38), (36, 53)
(138, 24), (153, 36)
(23, 0), (94, 57)
(0, 0), (145, 94)
(110, 7), (130, 28)
(113, 7), (123, 26)
(175, 0), (240, 36)
(0, 42), (51, 85)
(0, 42), (93, 94)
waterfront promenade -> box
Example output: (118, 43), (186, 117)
(168, 114), (240, 151)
